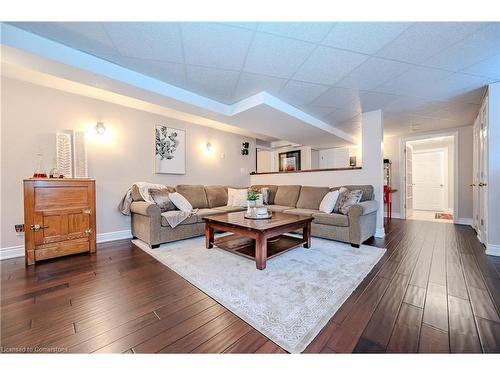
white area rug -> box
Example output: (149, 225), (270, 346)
(132, 236), (385, 353)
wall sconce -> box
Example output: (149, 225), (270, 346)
(241, 142), (249, 155)
(206, 142), (212, 152)
(95, 122), (106, 135)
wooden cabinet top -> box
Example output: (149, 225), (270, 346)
(24, 178), (95, 182)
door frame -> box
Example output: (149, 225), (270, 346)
(399, 130), (458, 223)
(412, 147), (449, 212)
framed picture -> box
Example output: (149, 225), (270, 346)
(279, 150), (301, 172)
(155, 126), (185, 174)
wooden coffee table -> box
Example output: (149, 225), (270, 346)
(203, 211), (313, 270)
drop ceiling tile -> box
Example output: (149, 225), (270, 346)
(462, 53), (500, 79)
(258, 22), (334, 43)
(310, 86), (361, 108)
(336, 57), (413, 91)
(424, 23), (500, 72)
(448, 86), (487, 105)
(293, 46), (368, 85)
(375, 66), (453, 97)
(108, 56), (186, 87)
(222, 22), (260, 30)
(357, 91), (400, 112)
(278, 80), (330, 105)
(9, 22), (120, 58)
(376, 22), (488, 64)
(104, 22), (184, 63)
(244, 33), (315, 78)
(322, 22), (411, 54)
(232, 72), (287, 102)
(424, 73), (490, 102)
(185, 65), (239, 103)
(327, 106), (361, 124)
(182, 23), (254, 70)
(383, 96), (435, 114)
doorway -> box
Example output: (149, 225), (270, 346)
(402, 135), (456, 223)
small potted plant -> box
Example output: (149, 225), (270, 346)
(247, 189), (259, 215)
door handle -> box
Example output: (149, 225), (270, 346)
(478, 182), (487, 187)
(30, 224), (49, 231)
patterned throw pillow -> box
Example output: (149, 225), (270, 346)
(338, 189), (363, 215)
(333, 187), (349, 213)
(260, 187), (269, 205)
(149, 188), (177, 212)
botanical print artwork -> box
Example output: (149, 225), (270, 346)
(155, 126), (186, 174)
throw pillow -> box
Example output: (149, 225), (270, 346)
(168, 192), (193, 212)
(228, 188), (248, 207)
(260, 187), (270, 205)
(338, 189), (363, 215)
(319, 190), (340, 213)
(149, 188), (176, 212)
(333, 187), (349, 213)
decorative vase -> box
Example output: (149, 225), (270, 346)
(247, 200), (256, 215)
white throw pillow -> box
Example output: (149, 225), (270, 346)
(168, 192), (193, 212)
(228, 188), (248, 207)
(319, 190), (340, 214)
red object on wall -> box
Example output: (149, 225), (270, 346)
(384, 185), (392, 221)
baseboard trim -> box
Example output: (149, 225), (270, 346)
(384, 212), (402, 219)
(486, 244), (500, 257)
(96, 229), (132, 244)
(375, 227), (385, 239)
(455, 218), (473, 226)
(0, 229), (133, 261)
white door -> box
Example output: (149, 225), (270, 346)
(478, 101), (488, 243)
(413, 150), (447, 211)
(405, 143), (414, 218)
(473, 117), (480, 231)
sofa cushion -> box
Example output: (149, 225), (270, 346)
(265, 204), (294, 213)
(212, 206), (247, 213)
(204, 185), (228, 208)
(251, 185), (278, 204)
(175, 185), (208, 208)
(312, 212), (349, 227)
(295, 186), (330, 210)
(149, 188), (177, 212)
(161, 213), (198, 227)
(283, 208), (319, 217)
(195, 208), (222, 223)
(274, 185), (301, 207)
(331, 185), (374, 202)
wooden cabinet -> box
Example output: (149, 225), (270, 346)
(23, 178), (96, 265)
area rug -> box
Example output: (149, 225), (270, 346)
(132, 236), (385, 353)
(435, 212), (453, 220)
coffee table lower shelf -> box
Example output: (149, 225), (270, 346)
(214, 234), (306, 262)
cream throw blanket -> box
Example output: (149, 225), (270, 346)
(119, 182), (197, 228)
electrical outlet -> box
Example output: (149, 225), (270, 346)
(15, 224), (25, 236)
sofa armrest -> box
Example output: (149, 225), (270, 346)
(348, 200), (378, 218)
(130, 201), (161, 217)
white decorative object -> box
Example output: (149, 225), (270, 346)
(73, 130), (88, 178)
(168, 192), (192, 212)
(133, 236), (386, 353)
(319, 191), (340, 213)
(227, 188), (248, 207)
(56, 132), (72, 177)
(155, 126), (185, 174)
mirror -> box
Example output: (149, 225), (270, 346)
(255, 145), (361, 174)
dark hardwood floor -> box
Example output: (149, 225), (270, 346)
(1, 219), (499, 353)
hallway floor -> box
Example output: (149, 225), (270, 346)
(407, 209), (454, 223)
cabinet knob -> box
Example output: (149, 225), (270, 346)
(83, 209), (92, 215)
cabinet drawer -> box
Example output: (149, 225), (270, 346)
(35, 240), (90, 261)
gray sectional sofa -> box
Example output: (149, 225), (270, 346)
(130, 184), (378, 249)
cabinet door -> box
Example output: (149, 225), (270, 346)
(32, 208), (92, 246)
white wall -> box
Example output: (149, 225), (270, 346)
(1, 77), (255, 251)
(383, 126), (473, 221)
(319, 147), (349, 168)
(256, 149), (273, 173)
(251, 110), (385, 237)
